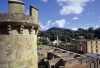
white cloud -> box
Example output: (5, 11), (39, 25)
(9, 0), (19, 1)
(39, 23), (49, 30)
(39, 20), (52, 30)
(52, 19), (66, 28)
(39, 23), (45, 29)
(72, 16), (79, 20)
(56, 0), (94, 15)
(40, 19), (66, 30)
(47, 20), (51, 26)
(72, 28), (78, 31)
(41, 0), (48, 2)
(95, 25), (99, 28)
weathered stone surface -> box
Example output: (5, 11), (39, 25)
(0, 13), (39, 27)
(30, 5), (38, 24)
(0, 0), (39, 68)
(8, 0), (25, 13)
(0, 30), (38, 68)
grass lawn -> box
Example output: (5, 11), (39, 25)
(66, 42), (71, 45)
(37, 45), (44, 49)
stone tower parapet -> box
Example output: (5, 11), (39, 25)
(8, 0), (25, 13)
(0, 0), (39, 68)
(30, 5), (39, 24)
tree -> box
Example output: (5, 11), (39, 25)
(88, 27), (94, 33)
(38, 27), (100, 43)
(94, 28), (100, 39)
(37, 37), (48, 45)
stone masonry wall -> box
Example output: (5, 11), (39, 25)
(64, 58), (87, 68)
(8, 1), (25, 13)
(30, 5), (38, 24)
(0, 0), (39, 68)
(0, 26), (38, 68)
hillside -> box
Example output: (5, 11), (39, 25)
(38, 27), (100, 42)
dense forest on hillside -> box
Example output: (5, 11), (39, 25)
(38, 27), (100, 42)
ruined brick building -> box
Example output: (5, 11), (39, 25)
(51, 38), (100, 68)
(38, 46), (100, 68)
(0, 0), (39, 68)
(72, 40), (100, 54)
(55, 39), (100, 54)
(47, 47), (87, 68)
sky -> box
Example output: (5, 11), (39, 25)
(0, 0), (100, 31)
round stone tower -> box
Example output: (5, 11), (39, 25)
(0, 0), (39, 68)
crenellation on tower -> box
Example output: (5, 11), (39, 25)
(8, 0), (25, 13)
(30, 5), (39, 24)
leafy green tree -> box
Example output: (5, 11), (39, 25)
(88, 27), (94, 33)
(37, 37), (48, 45)
(94, 28), (100, 39)
(38, 27), (100, 43)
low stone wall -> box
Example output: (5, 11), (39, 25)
(56, 44), (76, 52)
(64, 57), (87, 68)
(47, 47), (87, 68)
